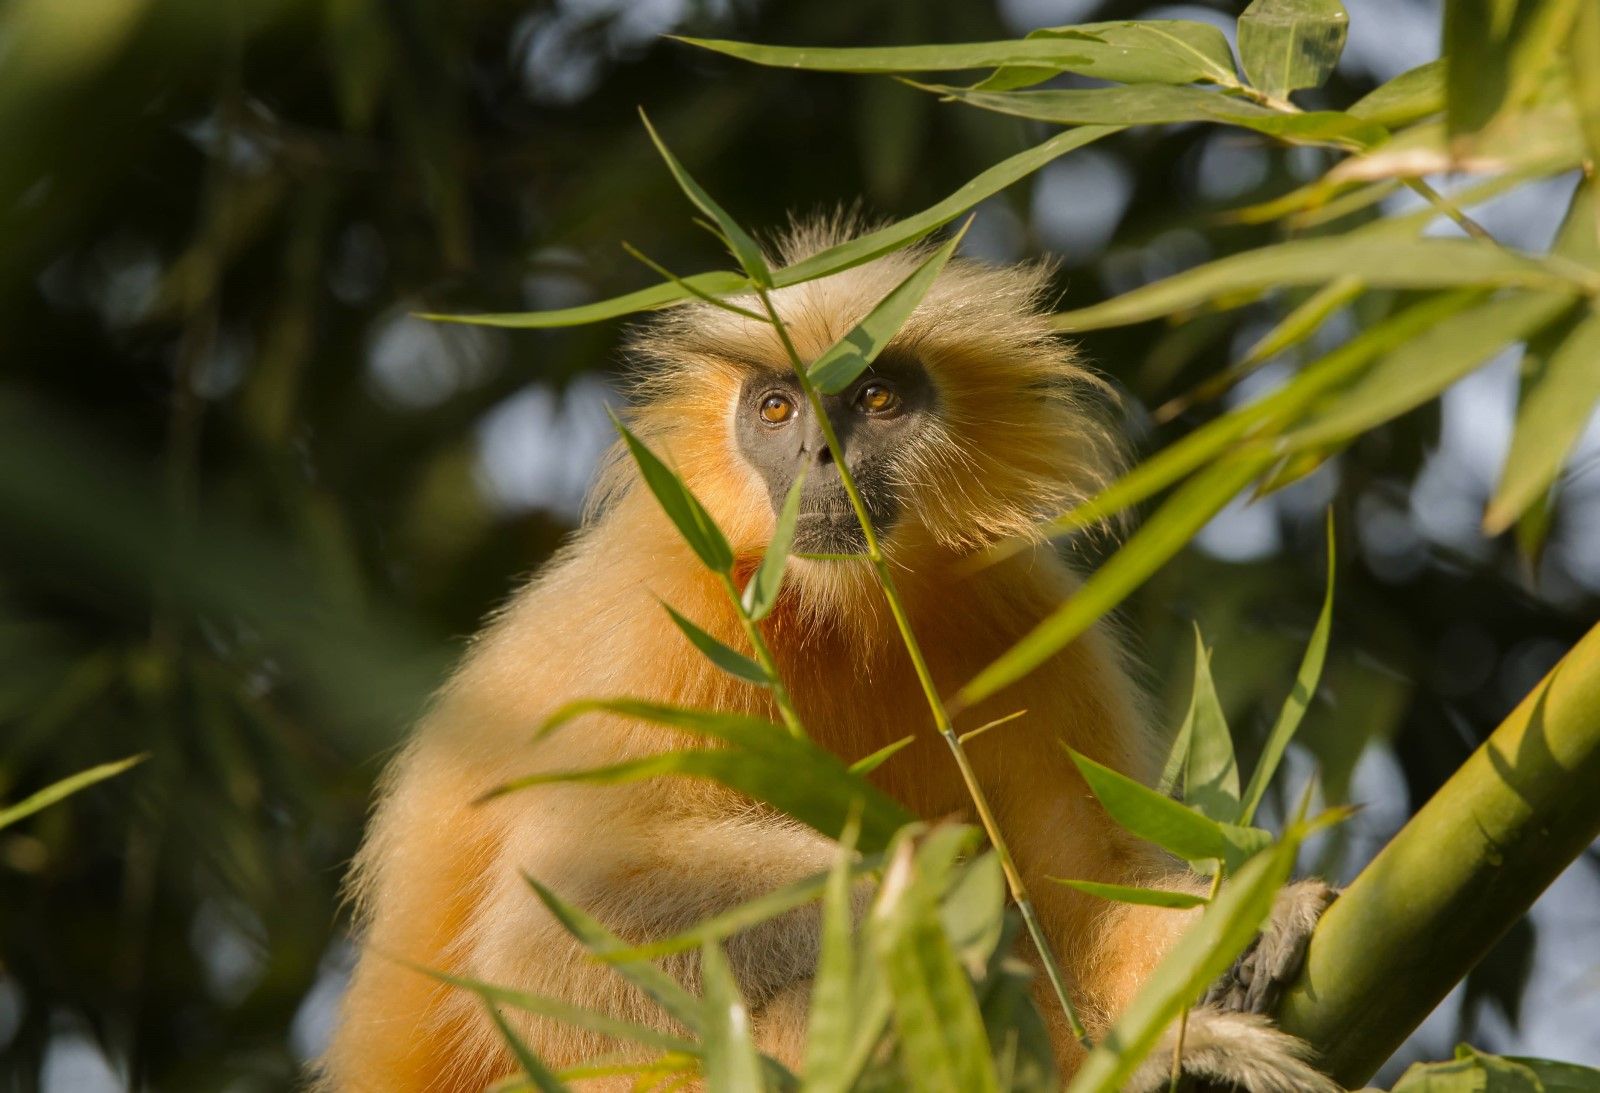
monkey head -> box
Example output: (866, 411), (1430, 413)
(596, 218), (1121, 594)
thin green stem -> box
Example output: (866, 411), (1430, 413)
(717, 572), (806, 739)
(751, 283), (1092, 1049)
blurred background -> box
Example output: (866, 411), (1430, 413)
(1, 0), (1596, 1088)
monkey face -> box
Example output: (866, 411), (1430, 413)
(732, 357), (938, 553)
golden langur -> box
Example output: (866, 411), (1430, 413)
(320, 221), (1336, 1092)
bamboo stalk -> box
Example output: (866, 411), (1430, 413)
(1277, 620), (1600, 1085)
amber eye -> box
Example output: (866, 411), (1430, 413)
(758, 393), (796, 425)
(855, 380), (900, 416)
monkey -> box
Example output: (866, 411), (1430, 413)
(318, 218), (1337, 1093)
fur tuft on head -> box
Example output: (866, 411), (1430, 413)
(591, 216), (1124, 581)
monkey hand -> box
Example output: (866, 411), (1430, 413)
(1126, 879), (1339, 1093)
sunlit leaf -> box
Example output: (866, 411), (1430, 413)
(848, 735), (916, 776)
(1063, 833), (1301, 1092)
(680, 21), (1238, 86)
(1182, 627), (1240, 824)
(425, 128), (1117, 329)
(1053, 237), (1579, 331)
(1484, 304), (1600, 532)
(1047, 877), (1207, 910)
(1445, 0), (1581, 139)
(1066, 748), (1233, 863)
(483, 1003), (572, 1093)
(699, 942), (767, 1093)
(913, 82), (1383, 147)
(957, 448), (1275, 710)
(743, 469), (806, 621)
(1347, 58), (1445, 126)
(0, 753), (146, 831)
(870, 830), (1000, 1093)
(1288, 289), (1577, 449)
(1237, 0), (1349, 100)
(1389, 1045), (1545, 1092)
(512, 698), (913, 850)
(639, 110), (771, 289)
(1569, 0), (1600, 168)
(808, 222), (968, 395)
(662, 603), (768, 685)
(524, 877), (704, 1032)
(801, 815), (864, 1093)
(1239, 513), (1335, 825)
(611, 414), (734, 574)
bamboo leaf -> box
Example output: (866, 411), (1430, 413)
(958, 448), (1275, 709)
(848, 735), (916, 776)
(662, 603), (768, 685)
(524, 877), (704, 1033)
(425, 128), (1116, 330)
(1288, 290), (1577, 449)
(1240, 513), (1335, 826)
(483, 1003), (572, 1093)
(1047, 878), (1208, 910)
(679, 20), (1238, 86)
(700, 942), (767, 1093)
(871, 832), (1001, 1093)
(1237, 0), (1349, 100)
(611, 413), (734, 574)
(1182, 627), (1240, 824)
(414, 965), (696, 1054)
(801, 815), (864, 1093)
(514, 698), (914, 850)
(1065, 748), (1233, 863)
(914, 82), (1383, 147)
(743, 469), (806, 621)
(808, 221), (969, 395)
(1506, 1056), (1600, 1091)
(1064, 834), (1301, 1092)
(1053, 237), (1579, 331)
(1445, 0), (1581, 139)
(1569, 0), (1600, 168)
(1484, 304), (1600, 532)
(638, 110), (771, 289)
(0, 753), (146, 831)
(1347, 58), (1445, 126)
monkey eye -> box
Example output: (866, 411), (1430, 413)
(758, 392), (796, 426)
(855, 379), (900, 416)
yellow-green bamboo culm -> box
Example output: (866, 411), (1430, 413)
(1277, 620), (1600, 1085)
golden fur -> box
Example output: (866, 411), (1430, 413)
(319, 223), (1324, 1091)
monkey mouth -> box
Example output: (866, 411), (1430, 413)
(793, 509), (885, 553)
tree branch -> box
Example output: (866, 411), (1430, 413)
(1277, 621), (1600, 1085)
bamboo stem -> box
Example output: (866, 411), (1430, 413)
(1277, 620), (1600, 1085)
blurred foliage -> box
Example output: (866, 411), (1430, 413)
(1, 0), (1597, 1089)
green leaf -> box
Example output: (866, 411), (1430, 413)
(414, 965), (697, 1055)
(0, 753), (146, 831)
(524, 877), (704, 1033)
(1239, 275), (1366, 369)
(939, 851), (1007, 973)
(957, 447), (1275, 710)
(871, 831), (1001, 1093)
(1052, 237), (1580, 331)
(1065, 748), (1233, 863)
(913, 82), (1384, 147)
(638, 110), (771, 289)
(1063, 834), (1301, 1092)
(699, 942), (767, 1093)
(611, 413), (734, 574)
(848, 735), (916, 776)
(1347, 59), (1445, 126)
(1047, 878), (1207, 910)
(1237, 0), (1349, 100)
(1445, 0), (1582, 139)
(425, 127), (1117, 330)
(661, 603), (768, 685)
(483, 1003), (572, 1093)
(1506, 1056), (1600, 1091)
(1182, 626), (1240, 824)
(808, 223), (968, 395)
(1485, 303), (1600, 532)
(514, 698), (914, 851)
(680, 20), (1238, 86)
(1390, 1046), (1545, 1092)
(1569, 0), (1600, 169)
(1156, 694), (1194, 797)
(743, 469), (806, 621)
(1288, 289), (1578, 449)
(1239, 513), (1335, 825)
(801, 815), (864, 1093)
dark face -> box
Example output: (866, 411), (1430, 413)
(734, 357), (937, 553)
